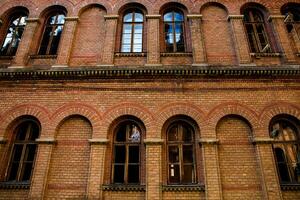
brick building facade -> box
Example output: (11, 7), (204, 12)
(0, 0), (299, 199)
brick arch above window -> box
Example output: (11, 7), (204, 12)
(0, 1), (35, 18)
(74, 0), (111, 15)
(38, 1), (73, 16)
(113, 0), (151, 14)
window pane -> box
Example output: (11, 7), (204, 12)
(116, 125), (126, 142)
(122, 34), (132, 44)
(129, 125), (140, 142)
(56, 14), (65, 24)
(49, 25), (63, 55)
(129, 146), (139, 163)
(133, 45), (142, 53)
(183, 165), (194, 183)
(8, 162), (19, 181)
(25, 144), (37, 162)
(21, 162), (33, 181)
(19, 16), (27, 26)
(12, 144), (23, 162)
(133, 35), (142, 44)
(0, 37), (12, 55)
(124, 13), (133, 22)
(169, 146), (179, 163)
(169, 164), (180, 183)
(134, 24), (143, 34)
(174, 12), (184, 21)
(128, 165), (139, 183)
(48, 15), (57, 25)
(183, 126), (192, 142)
(183, 145), (194, 163)
(29, 123), (40, 140)
(39, 27), (52, 55)
(168, 126), (178, 141)
(15, 122), (28, 141)
(123, 24), (132, 34)
(114, 145), (126, 163)
(164, 12), (173, 22)
(121, 45), (131, 52)
(134, 13), (143, 22)
(113, 165), (125, 183)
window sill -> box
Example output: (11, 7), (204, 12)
(29, 55), (57, 59)
(102, 184), (145, 191)
(296, 53), (300, 57)
(114, 52), (146, 57)
(281, 183), (300, 191)
(0, 181), (30, 189)
(162, 184), (205, 192)
(161, 52), (192, 57)
(0, 56), (14, 60)
(250, 52), (282, 58)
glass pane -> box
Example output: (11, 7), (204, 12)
(122, 33), (132, 44)
(124, 13), (133, 22)
(183, 126), (192, 142)
(8, 162), (19, 181)
(114, 145), (126, 163)
(48, 15), (57, 25)
(183, 165), (194, 183)
(169, 146), (179, 163)
(19, 16), (27, 26)
(168, 126), (178, 141)
(21, 162), (33, 181)
(128, 165), (139, 183)
(12, 144), (23, 162)
(169, 164), (180, 183)
(0, 37), (12, 55)
(113, 165), (125, 183)
(133, 34), (142, 44)
(16, 122), (28, 140)
(30, 123), (40, 140)
(183, 145), (194, 163)
(116, 125), (126, 142)
(123, 24), (132, 34)
(175, 24), (183, 43)
(133, 45), (142, 53)
(121, 44), (131, 52)
(49, 26), (63, 55)
(175, 12), (184, 21)
(129, 146), (139, 163)
(129, 125), (140, 142)
(278, 163), (291, 182)
(39, 27), (52, 55)
(25, 144), (37, 162)
(134, 24), (143, 34)
(57, 14), (65, 24)
(164, 12), (173, 22)
(135, 13), (143, 22)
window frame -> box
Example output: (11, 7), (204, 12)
(5, 119), (40, 183)
(38, 11), (66, 55)
(120, 9), (144, 53)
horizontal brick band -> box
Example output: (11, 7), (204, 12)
(104, 15), (119, 20)
(88, 138), (109, 145)
(252, 137), (274, 144)
(144, 138), (164, 145)
(199, 139), (219, 145)
(187, 14), (203, 19)
(145, 15), (161, 19)
(64, 16), (79, 21)
(36, 138), (56, 144)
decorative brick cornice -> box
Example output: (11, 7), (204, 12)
(36, 138), (56, 144)
(26, 18), (40, 23)
(227, 15), (244, 21)
(268, 15), (285, 22)
(187, 14), (202, 19)
(162, 185), (205, 191)
(88, 138), (109, 145)
(64, 16), (79, 21)
(146, 15), (161, 19)
(160, 52), (192, 57)
(0, 67), (299, 81)
(0, 137), (7, 144)
(199, 139), (219, 145)
(281, 184), (300, 191)
(252, 137), (274, 144)
(102, 184), (145, 191)
(29, 55), (57, 59)
(144, 138), (164, 145)
(0, 182), (30, 189)
(250, 52), (282, 58)
(104, 15), (119, 20)
(115, 52), (146, 57)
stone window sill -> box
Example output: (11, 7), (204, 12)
(102, 184), (145, 191)
(250, 52), (282, 58)
(162, 184), (205, 192)
(0, 181), (30, 189)
(114, 52), (146, 57)
(0, 56), (14, 60)
(29, 55), (57, 59)
(281, 183), (300, 191)
(161, 52), (192, 57)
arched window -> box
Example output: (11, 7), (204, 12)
(6, 119), (40, 182)
(271, 117), (300, 184)
(112, 120), (143, 184)
(0, 13), (27, 56)
(281, 4), (300, 38)
(38, 11), (65, 55)
(244, 8), (271, 53)
(163, 10), (185, 52)
(167, 121), (196, 184)
(121, 10), (144, 53)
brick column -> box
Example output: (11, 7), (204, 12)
(53, 16), (79, 68)
(227, 15), (252, 65)
(252, 137), (283, 200)
(187, 15), (206, 66)
(11, 18), (40, 68)
(144, 139), (163, 200)
(100, 15), (118, 66)
(29, 138), (55, 199)
(0, 138), (7, 181)
(200, 139), (223, 200)
(87, 139), (109, 199)
(268, 15), (296, 63)
(145, 15), (161, 67)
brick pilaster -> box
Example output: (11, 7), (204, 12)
(54, 16), (79, 67)
(268, 15), (296, 63)
(29, 138), (55, 199)
(200, 139), (223, 200)
(144, 138), (163, 200)
(11, 18), (40, 68)
(187, 15), (206, 66)
(252, 137), (283, 200)
(145, 15), (162, 66)
(87, 139), (109, 199)
(228, 15), (252, 65)
(101, 15), (118, 66)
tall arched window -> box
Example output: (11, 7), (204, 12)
(112, 120), (143, 184)
(163, 10), (185, 52)
(244, 8), (271, 53)
(271, 116), (300, 184)
(121, 10), (144, 53)
(38, 11), (65, 55)
(6, 119), (40, 182)
(281, 4), (300, 38)
(0, 13), (27, 56)
(167, 121), (196, 184)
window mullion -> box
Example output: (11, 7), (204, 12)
(131, 22), (135, 52)
(173, 22), (176, 52)
(46, 25), (56, 55)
